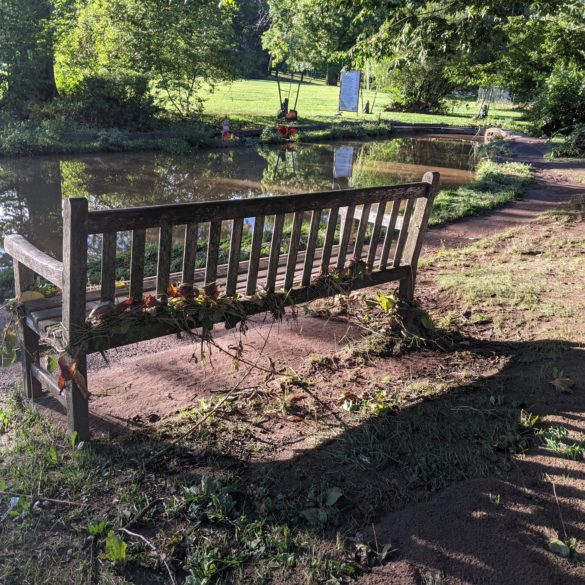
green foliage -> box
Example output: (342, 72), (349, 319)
(64, 70), (157, 130)
(0, 267), (15, 301)
(552, 125), (585, 158)
(431, 160), (532, 227)
(101, 530), (128, 563)
(531, 63), (585, 134)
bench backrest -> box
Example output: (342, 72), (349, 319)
(11, 172), (438, 347)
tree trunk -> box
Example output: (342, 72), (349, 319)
(326, 64), (340, 86)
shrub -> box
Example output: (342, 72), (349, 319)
(382, 60), (453, 113)
(65, 70), (157, 130)
(0, 267), (15, 302)
(0, 118), (74, 156)
(551, 125), (585, 158)
(531, 63), (585, 134)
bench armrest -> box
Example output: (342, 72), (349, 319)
(4, 234), (63, 288)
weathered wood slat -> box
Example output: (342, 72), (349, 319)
(87, 183), (428, 232)
(393, 198), (416, 267)
(61, 198), (89, 440)
(320, 207), (339, 273)
(302, 210), (321, 286)
(30, 364), (66, 406)
(399, 172), (440, 300)
(284, 211), (304, 290)
(182, 223), (199, 284)
(156, 224), (173, 298)
(353, 203), (371, 260)
(130, 229), (146, 301)
(82, 266), (411, 354)
(247, 216), (265, 295)
(226, 218), (244, 296)
(4, 235), (63, 288)
(266, 214), (285, 291)
(100, 232), (117, 302)
(205, 220), (222, 290)
(379, 200), (401, 270)
(367, 202), (387, 269)
(336, 204), (355, 270)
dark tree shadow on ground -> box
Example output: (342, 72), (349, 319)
(29, 335), (585, 584)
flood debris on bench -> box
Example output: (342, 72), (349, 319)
(4, 172), (439, 439)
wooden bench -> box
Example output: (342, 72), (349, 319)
(4, 172), (439, 439)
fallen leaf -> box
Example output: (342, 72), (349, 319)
(548, 538), (571, 558)
(337, 391), (359, 403)
(285, 392), (305, 406)
(57, 355), (90, 400)
(550, 378), (575, 393)
(17, 291), (45, 303)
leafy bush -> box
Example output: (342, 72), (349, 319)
(0, 267), (15, 302)
(552, 125), (585, 158)
(382, 60), (453, 113)
(0, 119), (75, 156)
(65, 71), (157, 130)
(531, 63), (585, 134)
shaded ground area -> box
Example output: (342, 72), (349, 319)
(2, 137), (585, 585)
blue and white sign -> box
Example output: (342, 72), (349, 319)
(338, 71), (361, 113)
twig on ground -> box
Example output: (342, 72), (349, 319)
(122, 498), (163, 530)
(118, 527), (176, 585)
(143, 321), (277, 466)
(0, 490), (87, 507)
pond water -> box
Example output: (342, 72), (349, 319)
(0, 136), (476, 266)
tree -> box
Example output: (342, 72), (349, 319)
(262, 0), (355, 83)
(0, 0), (61, 114)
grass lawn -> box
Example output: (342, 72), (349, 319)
(198, 76), (528, 130)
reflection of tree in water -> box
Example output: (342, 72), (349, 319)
(350, 138), (474, 189)
(60, 149), (274, 210)
(258, 145), (334, 193)
(0, 159), (63, 266)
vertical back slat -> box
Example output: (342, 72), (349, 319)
(336, 204), (355, 270)
(62, 198), (89, 440)
(379, 199), (401, 269)
(366, 202), (387, 269)
(182, 222), (199, 284)
(284, 211), (303, 290)
(226, 218), (244, 296)
(247, 216), (265, 295)
(302, 210), (321, 286)
(353, 203), (371, 260)
(129, 228), (146, 301)
(156, 224), (173, 298)
(100, 232), (117, 302)
(392, 198), (416, 267)
(266, 214), (285, 291)
(205, 220), (222, 290)
(320, 207), (339, 274)
(399, 172), (441, 300)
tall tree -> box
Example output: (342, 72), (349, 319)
(0, 0), (61, 113)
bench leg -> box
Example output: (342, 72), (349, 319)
(399, 271), (415, 303)
(18, 310), (44, 400)
(65, 355), (90, 441)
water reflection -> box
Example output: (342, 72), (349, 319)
(0, 137), (475, 265)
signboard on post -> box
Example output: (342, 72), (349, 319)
(338, 71), (361, 113)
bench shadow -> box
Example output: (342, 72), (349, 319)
(31, 335), (585, 583)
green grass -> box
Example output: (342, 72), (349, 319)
(430, 159), (533, 227)
(199, 76), (528, 130)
